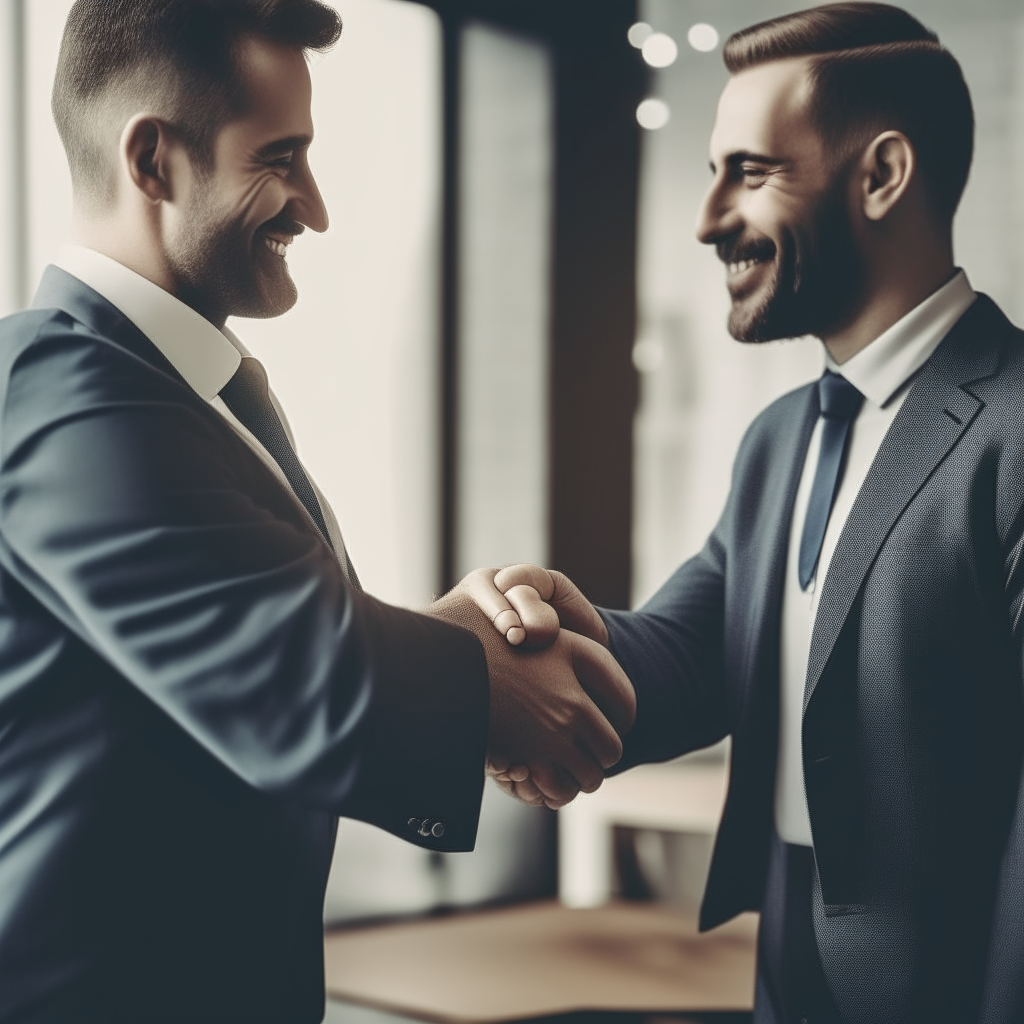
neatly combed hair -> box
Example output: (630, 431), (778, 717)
(723, 3), (974, 222)
(53, 0), (342, 205)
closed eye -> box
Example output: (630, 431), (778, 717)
(739, 164), (780, 187)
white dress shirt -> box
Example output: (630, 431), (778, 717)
(775, 269), (977, 846)
(51, 244), (354, 568)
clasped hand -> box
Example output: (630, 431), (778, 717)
(428, 565), (630, 810)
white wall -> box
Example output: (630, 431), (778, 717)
(455, 21), (552, 577)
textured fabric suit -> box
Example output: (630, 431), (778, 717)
(0, 267), (490, 1024)
(602, 295), (1024, 1023)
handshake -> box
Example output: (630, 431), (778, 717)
(428, 565), (635, 810)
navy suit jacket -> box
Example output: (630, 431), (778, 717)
(603, 296), (1024, 1023)
(0, 268), (490, 1024)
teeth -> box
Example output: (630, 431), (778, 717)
(728, 258), (760, 274)
(264, 237), (289, 257)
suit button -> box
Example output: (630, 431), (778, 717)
(431, 821), (446, 838)
(407, 817), (421, 832)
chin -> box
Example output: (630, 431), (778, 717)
(232, 273), (299, 320)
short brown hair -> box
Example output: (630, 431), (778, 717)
(53, 0), (343, 206)
(724, 3), (974, 222)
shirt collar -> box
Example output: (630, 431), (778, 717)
(824, 269), (976, 408)
(53, 244), (242, 402)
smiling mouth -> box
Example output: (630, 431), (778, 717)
(263, 235), (292, 258)
(727, 258), (767, 276)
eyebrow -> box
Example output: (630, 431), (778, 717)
(254, 135), (313, 159)
(709, 150), (788, 173)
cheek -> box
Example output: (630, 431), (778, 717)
(232, 174), (290, 230)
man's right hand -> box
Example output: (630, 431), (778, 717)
(427, 573), (635, 809)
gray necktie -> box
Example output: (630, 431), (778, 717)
(220, 357), (361, 589)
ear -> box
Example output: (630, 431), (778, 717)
(858, 130), (916, 222)
(120, 114), (177, 204)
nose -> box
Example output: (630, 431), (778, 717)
(289, 158), (329, 234)
(695, 174), (738, 246)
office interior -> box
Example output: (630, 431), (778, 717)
(4, 0), (1024, 1021)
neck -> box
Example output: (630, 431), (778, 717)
(821, 231), (955, 365)
(71, 209), (228, 330)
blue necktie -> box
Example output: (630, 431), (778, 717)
(220, 357), (361, 589)
(798, 370), (864, 590)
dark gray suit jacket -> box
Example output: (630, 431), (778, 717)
(0, 268), (490, 1024)
(603, 295), (1024, 1023)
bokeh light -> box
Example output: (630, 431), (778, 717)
(636, 98), (670, 131)
(641, 33), (678, 69)
(687, 23), (719, 52)
(627, 22), (653, 48)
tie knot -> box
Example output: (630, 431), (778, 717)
(818, 370), (863, 420)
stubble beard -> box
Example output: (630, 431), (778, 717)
(726, 180), (864, 345)
(167, 189), (298, 324)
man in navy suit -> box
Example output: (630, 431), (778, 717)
(0, 2), (636, 1022)
(484, 4), (1024, 1022)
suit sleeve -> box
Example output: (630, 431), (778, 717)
(599, 509), (731, 773)
(0, 319), (489, 852)
(980, 494), (1024, 1019)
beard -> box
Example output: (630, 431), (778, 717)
(167, 189), (301, 324)
(721, 176), (865, 344)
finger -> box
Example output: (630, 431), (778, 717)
(504, 585), (560, 649)
(511, 777), (547, 807)
(493, 564), (555, 601)
(495, 566), (608, 646)
(486, 754), (511, 776)
(506, 763), (530, 783)
(492, 775), (546, 807)
(461, 569), (525, 643)
(528, 762), (582, 808)
(493, 609), (526, 646)
(545, 570), (609, 646)
(531, 742), (605, 802)
(570, 633), (637, 738)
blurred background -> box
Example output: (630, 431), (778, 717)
(5, 0), (1024, 953)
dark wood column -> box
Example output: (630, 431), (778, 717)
(547, 2), (643, 609)
(426, 0), (644, 607)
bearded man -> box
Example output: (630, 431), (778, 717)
(484, 3), (1024, 1022)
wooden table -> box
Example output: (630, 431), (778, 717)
(558, 761), (729, 908)
(324, 900), (756, 1024)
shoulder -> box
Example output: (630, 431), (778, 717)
(960, 305), (1024, 541)
(0, 306), (218, 465)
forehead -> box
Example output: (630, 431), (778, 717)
(709, 57), (820, 161)
(230, 35), (314, 140)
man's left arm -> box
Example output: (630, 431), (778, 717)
(979, 487), (1024, 1019)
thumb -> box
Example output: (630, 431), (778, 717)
(494, 566), (608, 647)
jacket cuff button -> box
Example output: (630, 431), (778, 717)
(407, 817), (421, 832)
(431, 821), (446, 838)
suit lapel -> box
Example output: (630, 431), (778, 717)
(804, 295), (1009, 709)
